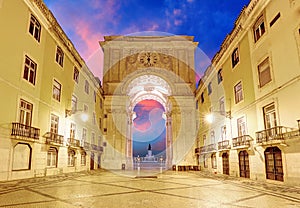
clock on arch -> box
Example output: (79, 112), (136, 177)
(139, 52), (158, 67)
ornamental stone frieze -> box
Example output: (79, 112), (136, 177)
(126, 51), (173, 71)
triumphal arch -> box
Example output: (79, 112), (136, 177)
(100, 35), (198, 170)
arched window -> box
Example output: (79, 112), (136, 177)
(47, 147), (58, 167)
(68, 150), (76, 166)
(12, 143), (32, 170)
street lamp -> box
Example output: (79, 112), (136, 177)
(205, 110), (232, 123)
(159, 156), (164, 173)
(65, 109), (89, 122)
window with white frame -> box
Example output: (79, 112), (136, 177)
(258, 57), (272, 88)
(83, 104), (88, 113)
(91, 132), (95, 144)
(19, 99), (33, 126)
(73, 66), (79, 83)
(211, 153), (217, 169)
(263, 103), (277, 129)
(23, 56), (37, 85)
(28, 14), (41, 42)
(93, 112), (96, 125)
(234, 82), (243, 104)
(81, 151), (86, 165)
(203, 154), (208, 168)
(50, 114), (59, 134)
(253, 15), (265, 42)
(84, 80), (89, 94)
(55, 46), (64, 67)
(231, 47), (239, 68)
(203, 134), (207, 146)
(71, 95), (77, 113)
(82, 128), (87, 142)
(70, 123), (76, 139)
(219, 97), (225, 116)
(210, 130), (215, 144)
(47, 147), (57, 167)
(217, 68), (223, 84)
(68, 150), (75, 166)
(221, 125), (227, 141)
(237, 116), (247, 137)
(52, 79), (61, 102)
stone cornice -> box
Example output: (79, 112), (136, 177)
(31, 0), (84, 67)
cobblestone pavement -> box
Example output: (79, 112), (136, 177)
(0, 170), (299, 208)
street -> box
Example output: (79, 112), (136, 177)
(0, 170), (299, 207)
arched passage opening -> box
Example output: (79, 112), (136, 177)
(126, 74), (172, 169)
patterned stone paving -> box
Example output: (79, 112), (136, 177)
(0, 170), (299, 207)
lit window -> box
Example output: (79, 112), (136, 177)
(234, 82), (243, 104)
(55, 46), (64, 67)
(19, 99), (33, 126)
(84, 80), (89, 94)
(208, 82), (212, 95)
(258, 57), (271, 88)
(50, 114), (59, 134)
(217, 69), (223, 84)
(47, 147), (57, 167)
(232, 47), (239, 68)
(23, 56), (37, 85)
(221, 126), (227, 141)
(73, 67), (79, 83)
(68, 150), (75, 166)
(253, 15), (265, 42)
(29, 15), (41, 42)
(52, 79), (61, 101)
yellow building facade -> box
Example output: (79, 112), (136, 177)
(196, 0), (300, 185)
(0, 0), (103, 180)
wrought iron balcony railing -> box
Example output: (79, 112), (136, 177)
(218, 140), (230, 150)
(199, 144), (217, 154)
(232, 135), (252, 148)
(44, 132), (64, 145)
(256, 126), (296, 143)
(11, 122), (40, 140)
(68, 138), (80, 147)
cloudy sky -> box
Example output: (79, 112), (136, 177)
(43, 0), (250, 156)
(44, 0), (249, 78)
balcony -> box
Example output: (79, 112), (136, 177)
(68, 138), (80, 148)
(44, 132), (64, 145)
(11, 122), (40, 141)
(199, 144), (217, 154)
(232, 135), (252, 148)
(256, 126), (297, 144)
(218, 140), (230, 151)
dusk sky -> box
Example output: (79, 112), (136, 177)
(43, 0), (250, 157)
(44, 0), (250, 79)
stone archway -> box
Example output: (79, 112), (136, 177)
(100, 35), (198, 170)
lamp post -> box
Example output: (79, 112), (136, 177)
(159, 156), (163, 173)
(137, 155), (140, 174)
